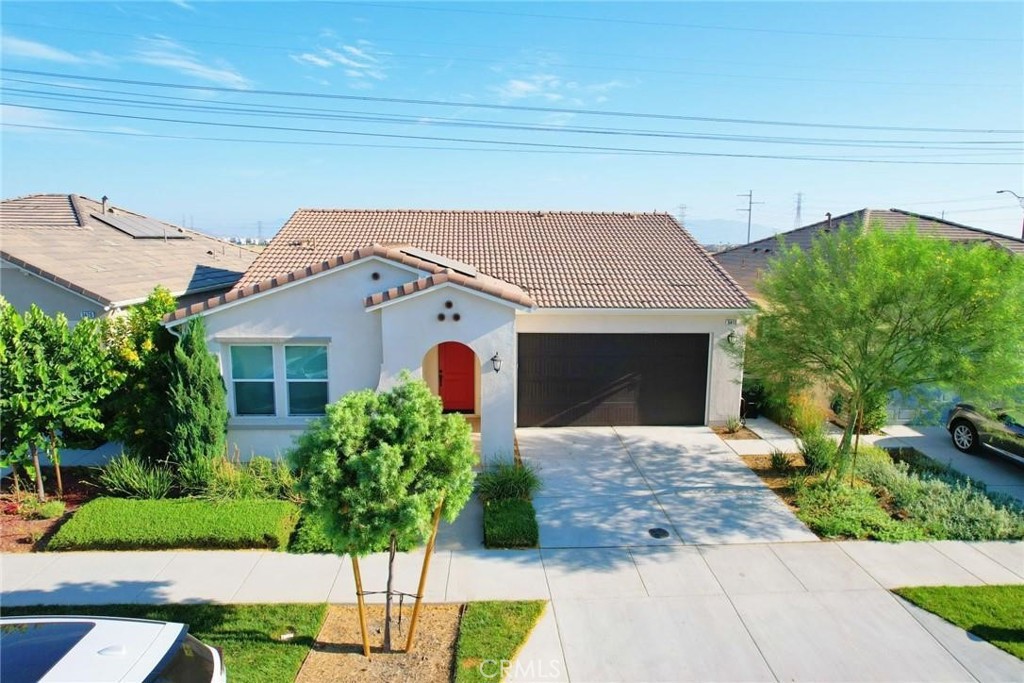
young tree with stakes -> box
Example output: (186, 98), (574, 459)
(289, 376), (476, 655)
(739, 223), (1024, 482)
(0, 301), (115, 500)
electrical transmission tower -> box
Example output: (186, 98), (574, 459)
(737, 190), (765, 244)
(794, 192), (803, 230)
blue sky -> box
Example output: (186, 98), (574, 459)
(2, 1), (1022, 244)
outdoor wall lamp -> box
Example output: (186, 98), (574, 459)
(490, 352), (503, 373)
(727, 331), (737, 345)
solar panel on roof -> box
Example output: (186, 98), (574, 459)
(92, 212), (189, 239)
(400, 246), (477, 277)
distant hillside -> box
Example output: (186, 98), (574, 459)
(685, 218), (776, 246)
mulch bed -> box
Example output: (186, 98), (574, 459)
(296, 604), (463, 683)
(712, 425), (761, 440)
(740, 454), (806, 512)
(0, 467), (99, 553)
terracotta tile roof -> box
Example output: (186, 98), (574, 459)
(236, 209), (752, 310)
(714, 208), (1024, 295)
(1, 194), (257, 308)
(166, 243), (535, 322)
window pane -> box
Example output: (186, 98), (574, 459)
(231, 346), (274, 380)
(286, 346), (328, 380)
(288, 382), (328, 415)
(234, 382), (275, 415)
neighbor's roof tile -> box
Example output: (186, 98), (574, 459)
(1, 194), (257, 307)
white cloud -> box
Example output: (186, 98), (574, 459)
(2, 36), (85, 64)
(292, 52), (333, 68)
(289, 41), (388, 85)
(492, 74), (565, 102)
(168, 0), (196, 11)
(135, 36), (251, 88)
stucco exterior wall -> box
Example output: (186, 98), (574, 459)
(516, 309), (744, 425)
(377, 285), (517, 462)
(0, 261), (106, 321)
(197, 257), (420, 458)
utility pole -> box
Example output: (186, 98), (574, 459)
(737, 190), (765, 244)
(793, 192), (803, 230)
(257, 221), (263, 243)
(996, 190), (1024, 239)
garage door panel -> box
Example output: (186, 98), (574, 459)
(517, 333), (708, 427)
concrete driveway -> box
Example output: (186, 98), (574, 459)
(516, 426), (817, 547)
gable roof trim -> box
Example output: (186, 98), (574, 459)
(165, 243), (535, 324)
(365, 271), (535, 311)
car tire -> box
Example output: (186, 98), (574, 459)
(950, 419), (980, 454)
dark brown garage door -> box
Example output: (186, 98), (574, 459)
(517, 333), (709, 427)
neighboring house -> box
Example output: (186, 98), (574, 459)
(714, 208), (1024, 424)
(0, 194), (257, 321)
(165, 209), (753, 461)
(714, 208), (1024, 298)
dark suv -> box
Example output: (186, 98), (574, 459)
(947, 404), (1024, 467)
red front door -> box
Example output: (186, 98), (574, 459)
(439, 342), (475, 413)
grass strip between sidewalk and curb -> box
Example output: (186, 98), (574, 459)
(895, 585), (1024, 660)
(454, 600), (549, 683)
(0, 603), (327, 683)
(46, 497), (300, 551)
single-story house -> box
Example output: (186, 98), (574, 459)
(714, 208), (1024, 297)
(165, 209), (754, 461)
(0, 194), (257, 321)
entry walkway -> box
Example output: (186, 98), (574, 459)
(3, 541), (1022, 681)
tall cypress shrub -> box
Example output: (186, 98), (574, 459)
(167, 318), (227, 483)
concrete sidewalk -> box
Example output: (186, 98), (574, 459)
(3, 540), (1022, 681)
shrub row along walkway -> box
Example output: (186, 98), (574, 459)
(3, 540), (1022, 682)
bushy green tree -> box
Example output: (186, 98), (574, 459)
(103, 286), (178, 461)
(740, 224), (1024, 481)
(0, 301), (115, 499)
(289, 377), (476, 652)
(167, 317), (228, 485)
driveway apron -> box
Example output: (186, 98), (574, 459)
(517, 426), (817, 547)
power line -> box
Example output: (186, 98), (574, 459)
(6, 105), (1020, 166)
(737, 191), (766, 243)
(2, 22), (1013, 90)
(5, 69), (1021, 135)
(7, 19), (1003, 81)
(4, 83), (1019, 153)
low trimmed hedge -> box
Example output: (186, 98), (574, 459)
(47, 497), (300, 551)
(483, 499), (539, 548)
(288, 511), (334, 554)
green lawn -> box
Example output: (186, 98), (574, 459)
(0, 603), (326, 683)
(47, 498), (300, 551)
(2, 600), (548, 682)
(454, 600), (548, 683)
(895, 585), (1024, 660)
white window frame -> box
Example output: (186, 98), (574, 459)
(229, 344), (277, 417)
(284, 344), (330, 417)
(222, 339), (331, 420)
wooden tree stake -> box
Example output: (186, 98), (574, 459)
(351, 556), (372, 658)
(405, 498), (445, 652)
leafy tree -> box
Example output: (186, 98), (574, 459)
(166, 317), (228, 486)
(289, 377), (476, 652)
(740, 224), (1024, 481)
(102, 286), (178, 463)
(0, 301), (115, 500)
